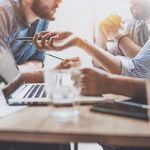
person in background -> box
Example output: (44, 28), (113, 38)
(95, 0), (150, 58)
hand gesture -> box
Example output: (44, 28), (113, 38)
(33, 31), (79, 51)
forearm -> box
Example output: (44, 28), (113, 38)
(107, 74), (146, 99)
(21, 71), (44, 83)
(78, 38), (121, 74)
(119, 36), (141, 57)
(19, 60), (44, 83)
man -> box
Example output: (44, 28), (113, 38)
(0, 0), (76, 149)
(96, 0), (150, 58)
(0, 0), (80, 74)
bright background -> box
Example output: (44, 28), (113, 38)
(45, 0), (131, 69)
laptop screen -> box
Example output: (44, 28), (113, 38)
(0, 46), (23, 97)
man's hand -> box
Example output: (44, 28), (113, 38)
(33, 31), (80, 51)
(80, 68), (108, 96)
(55, 57), (81, 69)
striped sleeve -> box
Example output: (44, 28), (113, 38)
(117, 39), (150, 79)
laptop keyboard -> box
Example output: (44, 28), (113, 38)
(35, 85), (45, 98)
(26, 85), (45, 98)
(41, 90), (46, 98)
(27, 85), (40, 98)
(23, 85), (35, 98)
(14, 84), (46, 99)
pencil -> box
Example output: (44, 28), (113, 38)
(16, 37), (64, 60)
(44, 53), (64, 60)
(16, 37), (33, 41)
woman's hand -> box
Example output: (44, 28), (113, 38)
(33, 31), (80, 51)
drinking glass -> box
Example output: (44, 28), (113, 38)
(44, 69), (80, 121)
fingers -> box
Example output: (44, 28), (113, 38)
(41, 33), (52, 49)
(55, 57), (81, 69)
(61, 58), (80, 69)
(33, 31), (76, 51)
(69, 57), (81, 68)
(70, 56), (80, 62)
(33, 31), (59, 51)
(47, 35), (60, 50)
(79, 73), (101, 96)
(80, 68), (93, 75)
(81, 88), (102, 96)
(33, 32), (49, 50)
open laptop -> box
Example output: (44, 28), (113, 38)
(0, 47), (105, 106)
(0, 47), (49, 106)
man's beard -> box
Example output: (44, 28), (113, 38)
(31, 0), (55, 20)
(130, 2), (150, 21)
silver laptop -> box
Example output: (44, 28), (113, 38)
(0, 47), (105, 106)
(0, 46), (49, 106)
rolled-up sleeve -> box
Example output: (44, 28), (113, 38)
(116, 56), (135, 76)
(117, 39), (150, 79)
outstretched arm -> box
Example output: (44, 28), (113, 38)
(33, 31), (122, 74)
(78, 38), (121, 74)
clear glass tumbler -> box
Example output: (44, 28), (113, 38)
(44, 69), (80, 121)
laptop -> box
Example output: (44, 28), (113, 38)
(0, 47), (105, 106)
(0, 47), (49, 106)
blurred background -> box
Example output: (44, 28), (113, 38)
(45, 0), (131, 68)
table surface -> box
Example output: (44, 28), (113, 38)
(0, 102), (150, 148)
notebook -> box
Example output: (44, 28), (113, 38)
(0, 47), (105, 106)
(91, 93), (150, 121)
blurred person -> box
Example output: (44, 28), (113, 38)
(95, 0), (150, 58)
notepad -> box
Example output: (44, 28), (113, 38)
(0, 92), (27, 118)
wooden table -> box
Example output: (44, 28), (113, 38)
(0, 105), (150, 148)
